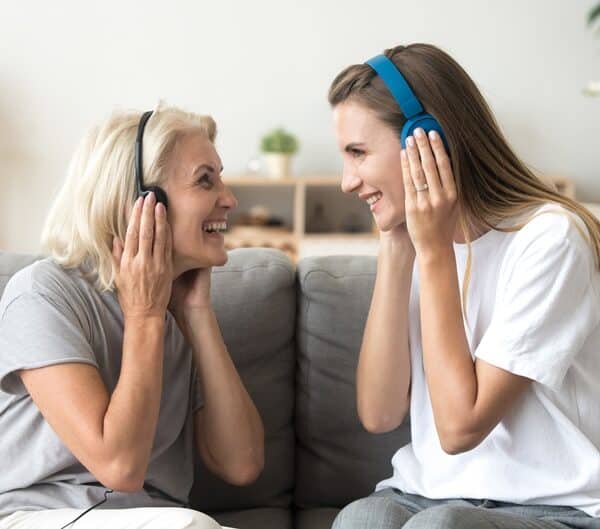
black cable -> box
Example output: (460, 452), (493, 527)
(59, 489), (113, 529)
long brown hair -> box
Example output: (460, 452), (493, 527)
(328, 43), (600, 320)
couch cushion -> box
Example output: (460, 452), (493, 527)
(190, 248), (296, 512)
(295, 255), (411, 509)
(295, 507), (340, 529)
(211, 507), (292, 529)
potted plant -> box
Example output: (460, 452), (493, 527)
(260, 128), (299, 179)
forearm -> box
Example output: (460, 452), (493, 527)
(102, 317), (165, 486)
(357, 239), (414, 433)
(181, 308), (264, 477)
(418, 248), (478, 442)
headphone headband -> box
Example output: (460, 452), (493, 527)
(365, 55), (423, 119)
(365, 53), (448, 150)
(134, 110), (169, 208)
(134, 110), (153, 197)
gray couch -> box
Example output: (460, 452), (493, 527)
(0, 248), (411, 529)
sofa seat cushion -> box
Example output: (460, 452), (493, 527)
(211, 507), (292, 529)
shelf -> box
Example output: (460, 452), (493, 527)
(224, 174), (341, 186)
(303, 232), (376, 241)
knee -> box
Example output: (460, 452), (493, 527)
(333, 496), (409, 529)
(403, 505), (475, 529)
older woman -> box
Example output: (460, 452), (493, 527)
(0, 104), (264, 529)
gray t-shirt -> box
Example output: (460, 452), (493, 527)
(0, 258), (203, 519)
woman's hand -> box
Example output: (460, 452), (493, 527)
(401, 128), (458, 259)
(169, 267), (212, 322)
(111, 192), (173, 321)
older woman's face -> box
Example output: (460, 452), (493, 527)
(162, 132), (237, 275)
(333, 100), (406, 232)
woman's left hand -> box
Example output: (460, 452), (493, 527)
(169, 268), (212, 321)
(401, 128), (459, 259)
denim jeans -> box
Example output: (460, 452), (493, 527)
(332, 488), (600, 529)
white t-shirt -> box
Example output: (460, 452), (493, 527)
(376, 203), (600, 516)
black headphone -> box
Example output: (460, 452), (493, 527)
(135, 110), (169, 208)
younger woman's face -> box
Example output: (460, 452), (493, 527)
(333, 100), (406, 232)
(162, 132), (237, 276)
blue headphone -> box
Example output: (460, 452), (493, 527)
(365, 54), (448, 150)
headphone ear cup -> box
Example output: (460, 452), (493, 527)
(401, 114), (448, 152)
(139, 187), (169, 209)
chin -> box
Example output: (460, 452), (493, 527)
(201, 246), (229, 267)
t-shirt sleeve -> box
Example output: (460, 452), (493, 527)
(474, 226), (599, 392)
(0, 292), (98, 395)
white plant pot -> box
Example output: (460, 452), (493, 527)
(263, 153), (291, 179)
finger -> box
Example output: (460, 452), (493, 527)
(401, 148), (416, 207)
(139, 192), (156, 257)
(414, 128), (442, 199)
(164, 216), (173, 262)
(405, 136), (428, 202)
(153, 202), (167, 262)
(429, 130), (456, 195)
(124, 197), (143, 257)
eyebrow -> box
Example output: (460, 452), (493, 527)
(193, 163), (224, 175)
(344, 142), (366, 152)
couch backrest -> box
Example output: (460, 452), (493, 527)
(189, 248), (297, 512)
(0, 248), (298, 513)
(0, 252), (42, 295)
(294, 255), (411, 509)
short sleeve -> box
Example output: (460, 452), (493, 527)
(0, 292), (98, 395)
(475, 229), (599, 392)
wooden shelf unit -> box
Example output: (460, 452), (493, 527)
(222, 175), (376, 259)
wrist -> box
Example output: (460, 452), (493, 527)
(379, 235), (416, 262)
(417, 245), (455, 267)
(124, 314), (166, 329)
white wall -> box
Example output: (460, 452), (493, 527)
(1, 0), (599, 253)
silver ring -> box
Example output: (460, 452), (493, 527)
(415, 183), (429, 192)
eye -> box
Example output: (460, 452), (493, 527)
(196, 173), (214, 189)
(349, 148), (365, 158)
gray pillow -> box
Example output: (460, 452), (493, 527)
(294, 255), (411, 508)
(190, 248), (297, 512)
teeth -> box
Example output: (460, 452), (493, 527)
(366, 193), (382, 205)
(202, 221), (227, 233)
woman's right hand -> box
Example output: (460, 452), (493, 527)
(111, 192), (173, 321)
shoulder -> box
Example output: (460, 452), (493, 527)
(506, 203), (593, 261)
(0, 258), (97, 320)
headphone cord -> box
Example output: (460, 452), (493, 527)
(59, 489), (113, 529)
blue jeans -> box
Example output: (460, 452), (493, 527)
(332, 488), (600, 529)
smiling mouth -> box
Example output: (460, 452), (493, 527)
(202, 221), (227, 234)
(366, 192), (382, 206)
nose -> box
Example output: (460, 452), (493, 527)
(219, 184), (238, 210)
(341, 165), (362, 194)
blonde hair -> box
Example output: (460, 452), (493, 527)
(328, 43), (600, 321)
(41, 102), (217, 291)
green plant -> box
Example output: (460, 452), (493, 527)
(585, 2), (600, 96)
(260, 128), (299, 155)
(589, 2), (600, 31)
